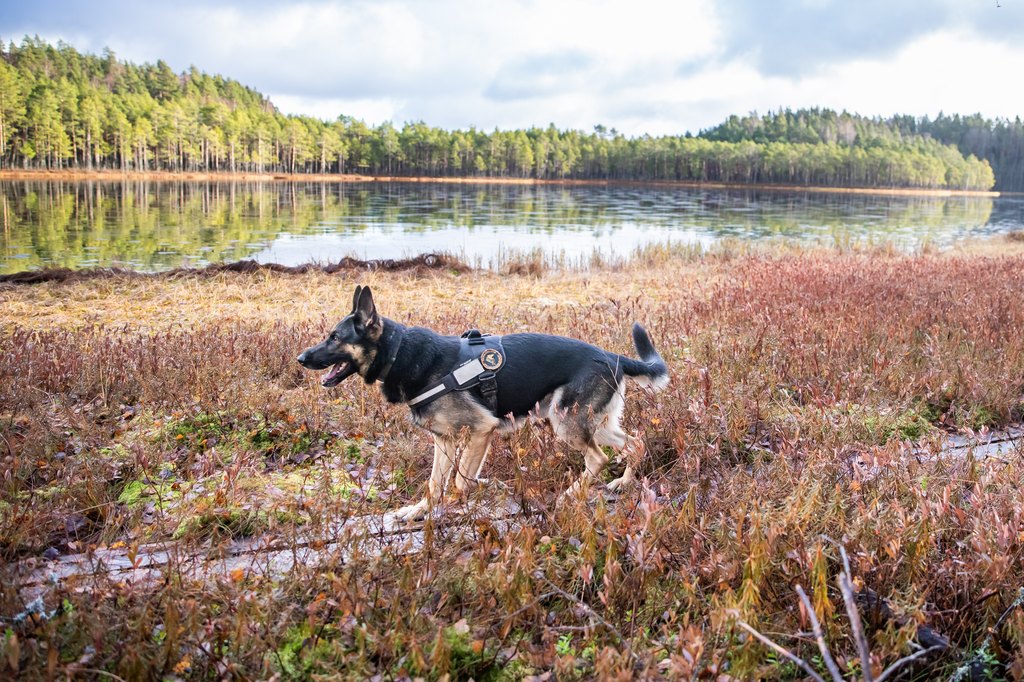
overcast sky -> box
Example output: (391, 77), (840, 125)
(4, 0), (1023, 136)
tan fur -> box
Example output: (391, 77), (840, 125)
(338, 343), (370, 372)
(392, 377), (644, 522)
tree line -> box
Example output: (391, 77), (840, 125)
(703, 109), (1023, 191)
(0, 37), (1003, 190)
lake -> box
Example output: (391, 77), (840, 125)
(1, 180), (1022, 273)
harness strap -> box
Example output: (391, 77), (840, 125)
(408, 330), (505, 411)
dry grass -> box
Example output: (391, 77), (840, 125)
(951, 230), (1024, 257)
(1, 247), (1023, 679)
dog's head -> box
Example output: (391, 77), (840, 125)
(297, 285), (383, 387)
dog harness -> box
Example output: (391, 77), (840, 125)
(407, 329), (506, 412)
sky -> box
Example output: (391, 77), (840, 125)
(3, 0), (1023, 136)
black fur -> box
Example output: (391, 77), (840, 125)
(298, 287), (668, 424)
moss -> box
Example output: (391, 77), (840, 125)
(428, 622), (504, 682)
(332, 477), (375, 500)
(343, 440), (365, 463)
(116, 480), (148, 506)
(16, 483), (79, 502)
(241, 469), (374, 501)
(917, 400), (945, 423)
(98, 444), (132, 460)
(171, 508), (301, 541)
(247, 414), (317, 456)
(495, 658), (533, 681)
(167, 411), (228, 446)
(248, 426), (275, 450)
(155, 410), (325, 460)
(846, 403), (937, 444)
(763, 651), (802, 679)
(116, 478), (179, 507)
(891, 410), (933, 441)
(269, 623), (345, 680)
(253, 471), (314, 495)
(967, 405), (999, 430)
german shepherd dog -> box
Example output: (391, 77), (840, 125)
(297, 285), (669, 521)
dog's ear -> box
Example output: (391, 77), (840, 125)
(351, 285), (363, 313)
(354, 285), (380, 329)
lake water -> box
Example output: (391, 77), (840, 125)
(1, 180), (1022, 273)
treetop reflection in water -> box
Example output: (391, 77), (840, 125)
(0, 180), (1015, 273)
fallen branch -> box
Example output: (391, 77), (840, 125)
(538, 576), (638, 664)
(948, 587), (1024, 682)
(796, 584), (844, 682)
(877, 645), (946, 682)
(838, 546), (874, 682)
(733, 618), (827, 682)
(735, 542), (950, 682)
(855, 587), (949, 651)
(0, 253), (470, 285)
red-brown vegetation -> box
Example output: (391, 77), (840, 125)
(1, 248), (1022, 679)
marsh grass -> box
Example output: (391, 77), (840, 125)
(1, 246), (1023, 678)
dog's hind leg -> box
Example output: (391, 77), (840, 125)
(591, 382), (638, 493)
(394, 434), (457, 522)
(454, 428), (494, 494)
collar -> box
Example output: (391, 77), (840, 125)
(365, 323), (405, 384)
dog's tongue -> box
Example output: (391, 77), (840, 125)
(322, 362), (348, 386)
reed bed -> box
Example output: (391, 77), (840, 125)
(1, 246), (1023, 679)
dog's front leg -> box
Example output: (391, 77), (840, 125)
(560, 441), (609, 502)
(606, 433), (644, 492)
(393, 434), (457, 522)
(454, 429), (494, 493)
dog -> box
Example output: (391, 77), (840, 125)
(297, 285), (669, 521)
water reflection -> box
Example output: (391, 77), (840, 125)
(0, 179), (1015, 273)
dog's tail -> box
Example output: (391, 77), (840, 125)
(619, 323), (669, 390)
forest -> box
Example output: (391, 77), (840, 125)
(704, 110), (1024, 192)
(0, 37), (1013, 191)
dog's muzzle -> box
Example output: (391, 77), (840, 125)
(297, 350), (357, 387)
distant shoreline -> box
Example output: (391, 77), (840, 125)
(0, 168), (1002, 198)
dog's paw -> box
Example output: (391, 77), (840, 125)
(606, 466), (635, 493)
(605, 476), (630, 493)
(392, 499), (429, 523)
(557, 481), (587, 505)
(454, 477), (508, 496)
(475, 478), (513, 493)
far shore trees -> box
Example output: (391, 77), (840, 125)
(1, 37), (1015, 191)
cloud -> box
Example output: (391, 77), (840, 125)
(3, 0), (1023, 137)
(270, 94), (407, 125)
(711, 0), (1024, 78)
(485, 51), (594, 101)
